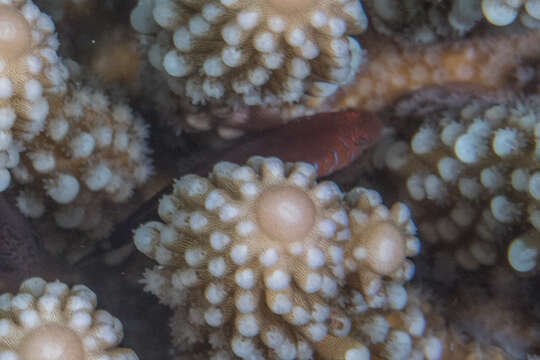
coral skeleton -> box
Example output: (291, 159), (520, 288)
(378, 96), (540, 272)
(131, 0), (368, 108)
(0, 277), (138, 360)
(134, 157), (440, 359)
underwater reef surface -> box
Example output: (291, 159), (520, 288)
(0, 0), (539, 359)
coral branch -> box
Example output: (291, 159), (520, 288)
(333, 31), (540, 112)
(376, 96), (540, 271)
(133, 157), (439, 359)
(132, 0), (368, 108)
(0, 0), (68, 191)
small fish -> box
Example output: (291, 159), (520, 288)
(219, 110), (381, 177)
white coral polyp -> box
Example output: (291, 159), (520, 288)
(0, 277), (138, 360)
(481, 0), (540, 27)
(134, 0), (367, 106)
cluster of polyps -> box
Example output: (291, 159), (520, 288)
(134, 156), (440, 359)
(12, 87), (153, 240)
(362, 0), (540, 42)
(344, 187), (420, 308)
(0, 0), (69, 192)
(0, 277), (138, 360)
(132, 0), (367, 108)
(380, 96), (540, 272)
(0, 1), (153, 249)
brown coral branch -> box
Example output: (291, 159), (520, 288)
(332, 31), (540, 112)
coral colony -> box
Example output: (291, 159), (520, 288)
(1, 0), (540, 359)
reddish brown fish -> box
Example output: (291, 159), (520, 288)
(217, 110), (381, 177)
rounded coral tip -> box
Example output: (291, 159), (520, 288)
(19, 324), (85, 360)
(507, 232), (540, 272)
(363, 222), (407, 276)
(0, 6), (32, 60)
(256, 185), (316, 241)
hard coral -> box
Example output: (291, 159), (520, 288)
(482, 0), (540, 27)
(136, 157), (357, 359)
(132, 0), (367, 108)
(0, 277), (138, 360)
(12, 86), (152, 241)
(344, 188), (420, 308)
(0, 1), (153, 247)
(0, 0), (68, 191)
(333, 31), (540, 112)
(134, 157), (440, 359)
(364, 0), (540, 41)
(362, 0), (478, 44)
(378, 96), (540, 272)
(406, 288), (513, 360)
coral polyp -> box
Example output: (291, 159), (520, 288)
(0, 277), (138, 360)
(345, 188), (420, 308)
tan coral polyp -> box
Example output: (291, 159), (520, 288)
(19, 324), (85, 360)
(266, 0), (315, 13)
(256, 185), (316, 242)
(0, 6), (32, 61)
(364, 222), (406, 275)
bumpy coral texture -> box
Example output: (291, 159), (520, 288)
(364, 0), (540, 42)
(134, 157), (440, 359)
(406, 288), (512, 360)
(332, 31), (540, 112)
(133, 0), (367, 108)
(379, 97), (540, 272)
(363, 0), (481, 44)
(481, 0), (540, 27)
(0, 0), (68, 192)
(344, 187), (420, 308)
(0, 277), (138, 360)
(0, 1), (154, 263)
(12, 87), (153, 240)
